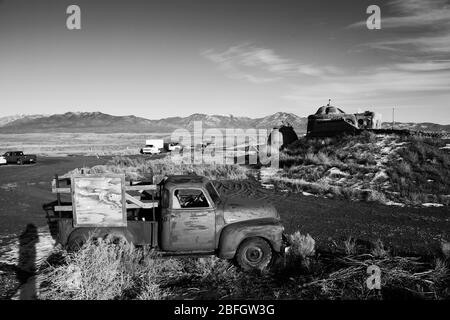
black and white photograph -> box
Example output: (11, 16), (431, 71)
(0, 0), (449, 310)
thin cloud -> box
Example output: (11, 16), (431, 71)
(348, 0), (450, 81)
(362, 34), (450, 55)
(284, 65), (450, 108)
(348, 0), (450, 29)
(202, 44), (341, 83)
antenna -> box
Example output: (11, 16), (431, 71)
(327, 99), (331, 106)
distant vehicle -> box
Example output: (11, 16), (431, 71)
(145, 139), (164, 150)
(141, 144), (161, 155)
(167, 142), (182, 152)
(0, 155), (6, 166)
(2, 151), (37, 165)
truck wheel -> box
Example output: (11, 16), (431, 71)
(104, 233), (134, 250)
(67, 229), (101, 252)
(67, 234), (89, 252)
(236, 237), (272, 271)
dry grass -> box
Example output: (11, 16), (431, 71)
(39, 239), (179, 300)
(66, 155), (249, 181)
(37, 231), (450, 300)
(275, 132), (450, 206)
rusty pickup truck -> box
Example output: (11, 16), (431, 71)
(44, 174), (288, 270)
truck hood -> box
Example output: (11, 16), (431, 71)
(220, 196), (279, 224)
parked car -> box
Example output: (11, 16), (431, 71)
(2, 151), (37, 165)
(0, 155), (6, 165)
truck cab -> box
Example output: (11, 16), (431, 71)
(45, 174), (287, 270)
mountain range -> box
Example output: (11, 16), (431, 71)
(0, 112), (448, 134)
(0, 112), (308, 133)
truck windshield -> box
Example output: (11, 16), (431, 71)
(205, 182), (221, 205)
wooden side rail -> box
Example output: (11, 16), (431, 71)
(51, 176), (159, 212)
(52, 179), (157, 194)
(54, 200), (159, 212)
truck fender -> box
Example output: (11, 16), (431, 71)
(217, 218), (283, 259)
(67, 227), (135, 250)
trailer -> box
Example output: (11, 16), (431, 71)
(145, 139), (164, 150)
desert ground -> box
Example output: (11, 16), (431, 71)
(0, 134), (448, 299)
(0, 133), (170, 156)
(0, 155), (448, 254)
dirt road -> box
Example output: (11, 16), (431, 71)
(216, 180), (449, 256)
(0, 156), (448, 299)
(0, 156), (110, 240)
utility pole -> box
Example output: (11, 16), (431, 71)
(392, 107), (395, 130)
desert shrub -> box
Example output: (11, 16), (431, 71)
(343, 237), (357, 255)
(340, 187), (361, 201)
(371, 239), (389, 258)
(396, 162), (412, 177)
(366, 190), (387, 203)
(288, 232), (316, 260)
(39, 240), (181, 300)
(441, 241), (450, 260)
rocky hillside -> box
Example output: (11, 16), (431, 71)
(0, 114), (47, 127)
(272, 132), (450, 207)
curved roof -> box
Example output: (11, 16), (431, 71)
(315, 106), (346, 115)
(161, 175), (210, 189)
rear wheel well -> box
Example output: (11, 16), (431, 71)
(236, 236), (274, 253)
(67, 228), (133, 251)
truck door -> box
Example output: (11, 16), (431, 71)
(162, 188), (215, 252)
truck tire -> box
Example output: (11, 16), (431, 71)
(67, 233), (90, 252)
(67, 229), (102, 252)
(235, 237), (272, 271)
(104, 232), (134, 250)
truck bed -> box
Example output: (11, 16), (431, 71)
(44, 174), (162, 247)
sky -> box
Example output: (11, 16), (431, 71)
(0, 0), (449, 124)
